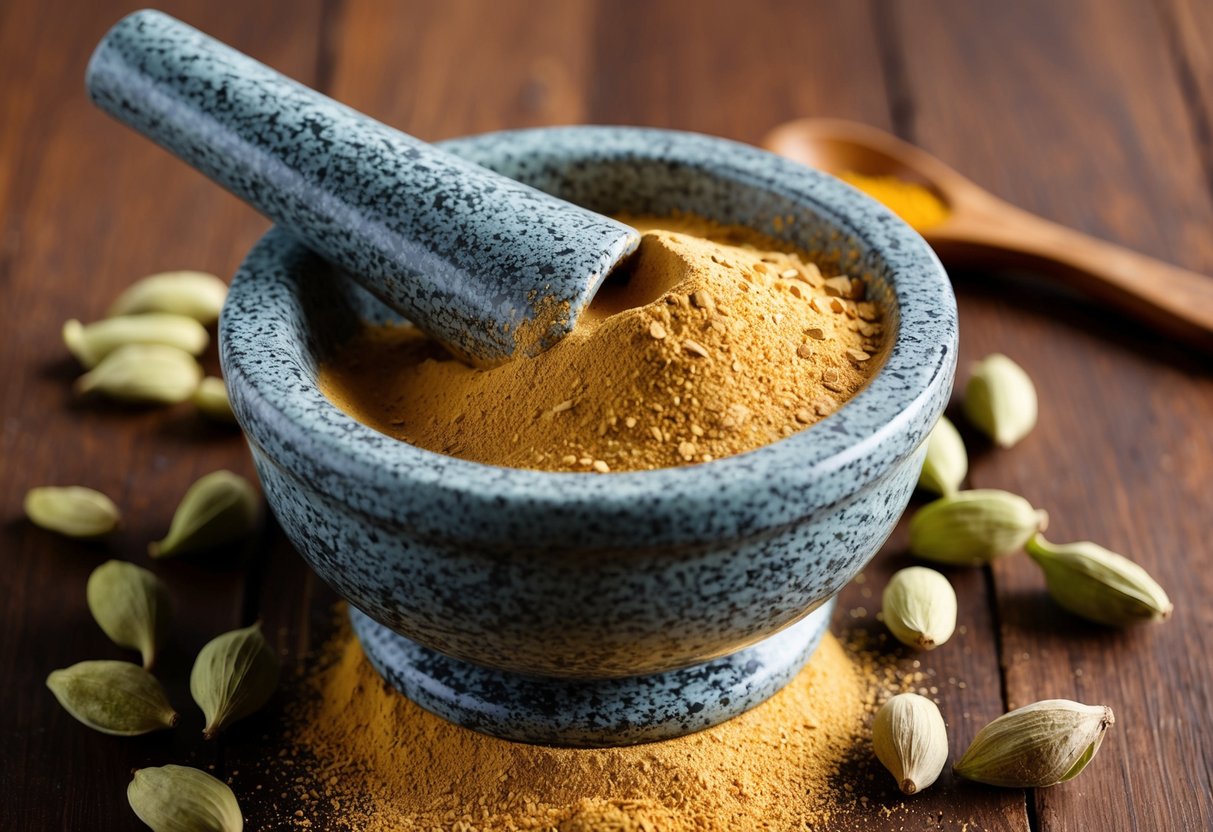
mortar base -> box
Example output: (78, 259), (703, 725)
(350, 598), (836, 747)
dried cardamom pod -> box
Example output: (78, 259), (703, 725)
(910, 489), (1047, 566)
(194, 376), (237, 423)
(872, 693), (949, 795)
(46, 660), (177, 735)
(75, 343), (203, 404)
(63, 314), (208, 369)
(191, 622), (279, 739)
(24, 485), (120, 538)
(108, 270), (228, 326)
(917, 415), (967, 496)
(150, 471), (258, 558)
(963, 353), (1037, 448)
(954, 699), (1114, 788)
(87, 560), (173, 670)
(1026, 535), (1172, 626)
(128, 765), (243, 832)
(881, 566), (957, 650)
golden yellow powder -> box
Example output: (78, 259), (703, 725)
(319, 215), (885, 472)
(839, 173), (950, 231)
(271, 613), (871, 832)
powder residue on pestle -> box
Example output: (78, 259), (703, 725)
(319, 214), (885, 472)
(267, 611), (870, 831)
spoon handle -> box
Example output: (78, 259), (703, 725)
(929, 202), (1213, 352)
(86, 10), (638, 363)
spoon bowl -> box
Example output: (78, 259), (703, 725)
(764, 119), (947, 195)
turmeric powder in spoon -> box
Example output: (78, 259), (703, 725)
(839, 172), (951, 232)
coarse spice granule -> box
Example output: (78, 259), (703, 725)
(318, 214), (885, 473)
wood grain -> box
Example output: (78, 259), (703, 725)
(2, 0), (1211, 829)
(1156, 0), (1213, 193)
(324, 0), (597, 139)
(892, 0), (1213, 829)
(0, 1), (324, 828)
(586, 0), (893, 142)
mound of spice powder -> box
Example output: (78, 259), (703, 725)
(318, 214), (885, 472)
(268, 612), (871, 831)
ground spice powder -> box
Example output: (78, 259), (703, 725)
(272, 613), (869, 832)
(318, 215), (884, 472)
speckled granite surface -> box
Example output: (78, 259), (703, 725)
(219, 125), (955, 744)
(87, 9), (639, 363)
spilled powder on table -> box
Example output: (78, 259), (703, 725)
(318, 214), (885, 473)
(261, 611), (867, 831)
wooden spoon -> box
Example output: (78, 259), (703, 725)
(763, 118), (1213, 352)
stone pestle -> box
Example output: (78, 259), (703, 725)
(86, 9), (640, 364)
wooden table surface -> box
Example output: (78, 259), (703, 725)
(3, 1), (1211, 829)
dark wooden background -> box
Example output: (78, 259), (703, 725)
(2, 1), (1211, 829)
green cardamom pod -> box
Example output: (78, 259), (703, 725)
(108, 270), (228, 326)
(909, 489), (1047, 566)
(917, 415), (967, 496)
(963, 353), (1037, 448)
(881, 566), (957, 650)
(872, 693), (949, 795)
(954, 699), (1114, 787)
(150, 471), (258, 558)
(24, 485), (120, 538)
(193, 377), (237, 423)
(191, 622), (280, 739)
(1026, 534), (1172, 626)
(74, 343), (203, 405)
(63, 314), (208, 369)
(87, 560), (173, 670)
(46, 660), (178, 736)
(128, 765), (243, 832)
